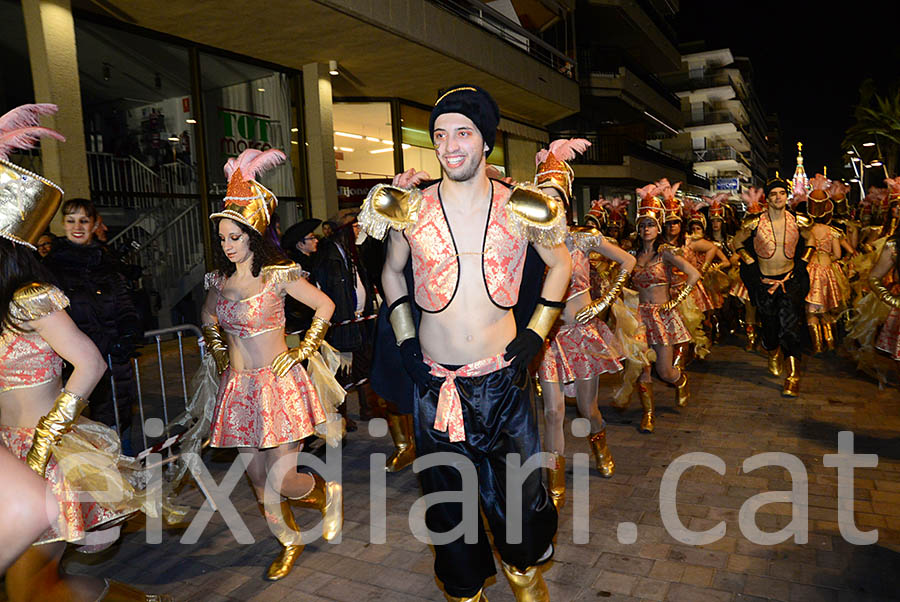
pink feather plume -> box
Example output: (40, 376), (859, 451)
(741, 187), (765, 213)
(534, 148), (549, 167)
(636, 183), (660, 200)
(790, 185), (807, 208)
(0, 104), (59, 134)
(546, 138), (591, 162)
(828, 180), (850, 198)
(0, 104), (65, 161)
(885, 177), (900, 195)
(809, 173), (829, 192)
(224, 148), (286, 182)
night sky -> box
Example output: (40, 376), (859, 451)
(672, 1), (900, 181)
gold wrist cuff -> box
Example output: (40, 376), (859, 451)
(736, 248), (753, 264)
(25, 388), (88, 476)
(526, 302), (563, 339)
(800, 246), (815, 262)
(389, 301), (416, 345)
(301, 316), (331, 355)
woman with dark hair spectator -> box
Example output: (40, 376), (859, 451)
(35, 231), (54, 259)
(43, 198), (141, 449)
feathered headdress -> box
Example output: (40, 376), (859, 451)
(534, 138), (590, 203)
(886, 177), (900, 201)
(806, 173), (832, 221)
(684, 196), (709, 230)
(635, 182), (665, 229)
(211, 148), (286, 235)
(741, 187), (765, 214)
(707, 193), (729, 222)
(584, 197), (607, 230)
(828, 180), (850, 202)
(0, 104), (66, 248)
(654, 178), (683, 223)
(602, 196), (628, 229)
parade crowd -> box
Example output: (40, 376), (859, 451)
(0, 85), (898, 601)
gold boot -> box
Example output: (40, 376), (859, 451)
(385, 412), (416, 472)
(637, 382), (655, 433)
(745, 323), (758, 351)
(101, 580), (173, 601)
(808, 321), (824, 354)
(782, 356), (800, 397)
(674, 372), (689, 407)
(821, 321), (836, 351)
(500, 560), (549, 602)
(261, 500), (305, 581)
(289, 473), (343, 541)
(444, 588), (488, 601)
(589, 429), (615, 478)
(546, 453), (566, 511)
(767, 348), (783, 377)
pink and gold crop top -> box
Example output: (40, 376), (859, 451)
(632, 248), (679, 293)
(0, 283), (68, 394)
(406, 182), (528, 313)
(566, 228), (605, 301)
(205, 263), (307, 338)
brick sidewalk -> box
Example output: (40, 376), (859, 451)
(29, 341), (900, 601)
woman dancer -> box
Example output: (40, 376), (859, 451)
(531, 140), (636, 509)
(627, 183), (700, 432)
(868, 227), (900, 380)
(0, 104), (169, 601)
(201, 148), (342, 581)
(729, 188), (765, 349)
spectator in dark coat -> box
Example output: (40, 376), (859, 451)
(281, 218), (322, 334)
(44, 198), (141, 449)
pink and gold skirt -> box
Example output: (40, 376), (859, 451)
(539, 320), (624, 389)
(0, 420), (147, 547)
(689, 280), (717, 313)
(806, 263), (844, 311)
(638, 303), (692, 346)
(210, 363), (327, 449)
(875, 307), (900, 361)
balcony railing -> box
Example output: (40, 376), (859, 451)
(429, 0), (576, 78)
(559, 133), (691, 173)
(578, 46), (680, 109)
(663, 72), (736, 94)
(686, 110), (747, 128)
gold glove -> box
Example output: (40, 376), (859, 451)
(272, 317), (330, 377)
(662, 283), (694, 311)
(201, 323), (230, 375)
(575, 266), (629, 324)
(26, 389), (88, 476)
(870, 276), (900, 309)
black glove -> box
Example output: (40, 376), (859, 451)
(503, 328), (543, 370)
(398, 338), (433, 390)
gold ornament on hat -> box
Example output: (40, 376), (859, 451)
(0, 104), (66, 249)
(534, 138), (590, 204)
(210, 149), (286, 235)
(635, 182), (666, 229)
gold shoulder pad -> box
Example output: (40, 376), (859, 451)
(204, 271), (224, 291)
(795, 214), (813, 229)
(828, 225), (844, 239)
(358, 184), (422, 241)
(9, 282), (69, 324)
(506, 185), (567, 247)
(262, 262), (308, 286)
(569, 225), (604, 252)
(658, 243), (683, 257)
(740, 213), (761, 232)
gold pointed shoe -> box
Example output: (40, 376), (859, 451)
(767, 348), (783, 377)
(500, 560), (550, 602)
(588, 429), (615, 478)
(445, 588), (489, 601)
(385, 413), (416, 472)
(675, 372), (690, 407)
(101, 580), (173, 602)
(637, 382), (655, 433)
(289, 473), (343, 541)
(782, 356), (800, 397)
(808, 322), (824, 354)
(546, 453), (566, 511)
(266, 542), (304, 581)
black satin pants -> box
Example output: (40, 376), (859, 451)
(413, 364), (557, 598)
(755, 268), (809, 357)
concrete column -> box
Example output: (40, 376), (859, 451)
(22, 0), (90, 207)
(302, 63), (338, 220)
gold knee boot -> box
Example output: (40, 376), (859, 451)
(745, 323), (758, 351)
(782, 356), (800, 397)
(445, 588), (488, 601)
(589, 429), (615, 478)
(808, 321), (824, 354)
(674, 372), (689, 407)
(500, 560), (549, 602)
(637, 382), (655, 433)
(546, 453), (566, 511)
(289, 473), (343, 541)
(101, 580), (174, 601)
(385, 412), (416, 472)
(767, 348), (783, 377)
(821, 321), (836, 351)
(257, 498), (304, 581)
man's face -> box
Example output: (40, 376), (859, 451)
(433, 113), (487, 183)
(767, 187), (788, 209)
(297, 233), (318, 255)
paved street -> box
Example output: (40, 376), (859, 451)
(23, 340), (900, 601)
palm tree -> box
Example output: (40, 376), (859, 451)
(843, 79), (900, 178)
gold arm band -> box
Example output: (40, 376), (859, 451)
(736, 248), (754, 264)
(870, 276), (900, 309)
(663, 283), (693, 311)
(26, 389), (88, 476)
(800, 246), (815, 263)
(389, 301), (416, 346)
(526, 302), (563, 339)
(201, 323), (230, 375)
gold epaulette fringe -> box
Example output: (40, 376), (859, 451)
(358, 184), (422, 241)
(506, 185), (567, 248)
(9, 282), (69, 324)
(569, 226), (605, 252)
(262, 262), (308, 285)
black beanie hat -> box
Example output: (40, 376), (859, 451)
(429, 85), (500, 155)
(765, 177), (789, 195)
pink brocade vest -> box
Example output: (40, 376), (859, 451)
(407, 182), (527, 313)
(754, 211), (799, 260)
